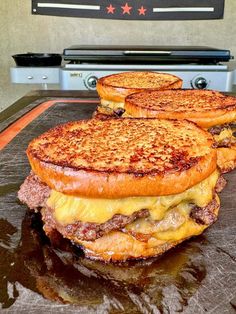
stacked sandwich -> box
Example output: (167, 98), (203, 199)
(95, 71), (182, 117)
(123, 88), (236, 173)
(96, 72), (236, 173)
(18, 71), (230, 262)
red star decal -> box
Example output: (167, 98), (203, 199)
(121, 3), (132, 15)
(106, 4), (115, 14)
(138, 6), (147, 15)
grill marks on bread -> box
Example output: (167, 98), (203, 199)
(28, 118), (213, 175)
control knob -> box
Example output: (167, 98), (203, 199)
(193, 77), (208, 89)
(86, 76), (98, 89)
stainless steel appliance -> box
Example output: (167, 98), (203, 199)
(11, 45), (236, 92)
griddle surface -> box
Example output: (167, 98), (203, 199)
(0, 99), (236, 313)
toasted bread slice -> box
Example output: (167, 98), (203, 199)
(27, 118), (216, 198)
(125, 89), (236, 128)
(97, 71), (183, 104)
(125, 89), (236, 172)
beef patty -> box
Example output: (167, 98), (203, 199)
(208, 122), (236, 135)
(18, 173), (225, 242)
(208, 122), (236, 148)
(18, 172), (50, 210)
(42, 205), (149, 241)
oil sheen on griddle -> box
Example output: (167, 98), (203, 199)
(0, 212), (206, 313)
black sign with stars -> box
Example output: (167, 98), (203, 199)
(32, 0), (225, 20)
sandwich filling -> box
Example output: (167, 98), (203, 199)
(208, 122), (236, 172)
(100, 99), (125, 111)
(18, 170), (225, 245)
(97, 100), (130, 118)
(97, 72), (182, 116)
(18, 118), (222, 260)
(208, 122), (236, 148)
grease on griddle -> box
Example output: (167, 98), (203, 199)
(0, 184), (20, 197)
(0, 212), (207, 312)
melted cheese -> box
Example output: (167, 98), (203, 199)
(99, 99), (131, 117)
(125, 204), (189, 234)
(47, 171), (219, 225)
(153, 194), (219, 241)
(125, 203), (206, 242)
(155, 219), (205, 241)
(100, 98), (124, 110)
(126, 194), (219, 242)
(212, 122), (236, 143)
(213, 128), (233, 142)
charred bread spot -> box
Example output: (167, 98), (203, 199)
(170, 152), (200, 171)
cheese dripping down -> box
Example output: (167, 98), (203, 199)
(47, 170), (219, 226)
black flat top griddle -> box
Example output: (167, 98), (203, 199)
(0, 97), (236, 313)
(63, 45), (232, 64)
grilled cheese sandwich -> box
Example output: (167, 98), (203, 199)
(18, 118), (223, 262)
(96, 71), (182, 116)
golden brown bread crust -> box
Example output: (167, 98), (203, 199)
(97, 71), (183, 103)
(125, 89), (236, 128)
(125, 89), (236, 172)
(27, 118), (216, 198)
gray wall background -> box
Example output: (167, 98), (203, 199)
(0, 0), (235, 112)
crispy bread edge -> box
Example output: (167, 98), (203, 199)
(27, 147), (216, 198)
(125, 91), (236, 128)
(97, 72), (183, 103)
